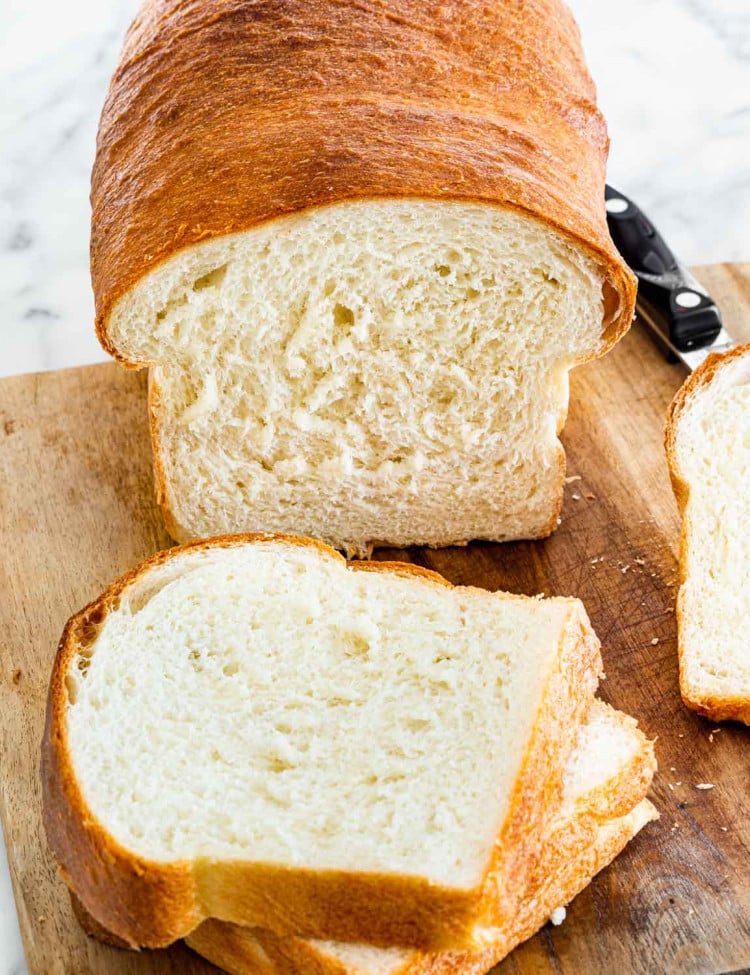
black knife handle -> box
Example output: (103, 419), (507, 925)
(604, 184), (723, 352)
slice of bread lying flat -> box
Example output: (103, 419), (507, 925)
(185, 700), (657, 975)
(666, 343), (750, 724)
(42, 534), (602, 951)
(92, 0), (636, 554)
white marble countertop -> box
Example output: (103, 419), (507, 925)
(0, 1), (748, 972)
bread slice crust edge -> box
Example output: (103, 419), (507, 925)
(67, 704), (657, 975)
(665, 341), (750, 724)
(42, 532), (601, 950)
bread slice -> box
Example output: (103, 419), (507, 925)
(185, 810), (658, 975)
(666, 342), (750, 723)
(185, 700), (657, 975)
(42, 534), (602, 950)
(74, 804), (658, 975)
(68, 700), (657, 971)
(92, 0), (636, 554)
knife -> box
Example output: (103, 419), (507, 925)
(604, 184), (735, 370)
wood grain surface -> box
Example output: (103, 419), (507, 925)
(1, 264), (748, 975)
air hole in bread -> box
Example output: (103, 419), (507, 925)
(193, 264), (229, 292)
(333, 303), (355, 328)
(104, 201), (607, 554)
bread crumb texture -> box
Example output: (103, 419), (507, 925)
(65, 539), (578, 888)
(108, 200), (603, 553)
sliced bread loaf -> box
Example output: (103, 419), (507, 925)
(43, 534), (601, 950)
(92, 0), (635, 554)
(185, 700), (657, 975)
(666, 342), (750, 723)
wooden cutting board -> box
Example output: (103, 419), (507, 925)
(1, 264), (749, 975)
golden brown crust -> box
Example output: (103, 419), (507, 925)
(665, 342), (750, 725)
(479, 600), (601, 920)
(185, 798), (657, 975)
(73, 699), (656, 975)
(146, 368), (179, 541)
(665, 341), (750, 489)
(70, 891), (132, 950)
(42, 533), (601, 950)
(92, 0), (635, 358)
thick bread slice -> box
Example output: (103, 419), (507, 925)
(92, 0), (636, 554)
(76, 807), (659, 975)
(42, 534), (601, 950)
(666, 342), (750, 724)
(186, 808), (658, 975)
(70, 701), (657, 970)
(185, 702), (657, 975)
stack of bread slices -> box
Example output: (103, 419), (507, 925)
(43, 535), (656, 975)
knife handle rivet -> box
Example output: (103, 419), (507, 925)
(675, 291), (702, 309)
(605, 196), (629, 215)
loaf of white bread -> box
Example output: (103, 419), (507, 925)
(43, 534), (656, 972)
(90, 0), (636, 555)
(666, 342), (750, 724)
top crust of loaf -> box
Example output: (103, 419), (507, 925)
(42, 533), (601, 951)
(91, 0), (635, 355)
(665, 342), (750, 724)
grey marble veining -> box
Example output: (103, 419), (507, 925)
(0, 2), (749, 973)
(577, 0), (750, 268)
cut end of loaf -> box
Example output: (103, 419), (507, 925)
(104, 199), (606, 552)
(667, 343), (750, 724)
(58, 535), (589, 891)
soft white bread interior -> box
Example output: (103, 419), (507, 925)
(666, 343), (750, 724)
(63, 536), (587, 877)
(43, 533), (601, 949)
(107, 200), (606, 553)
(185, 699), (657, 975)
